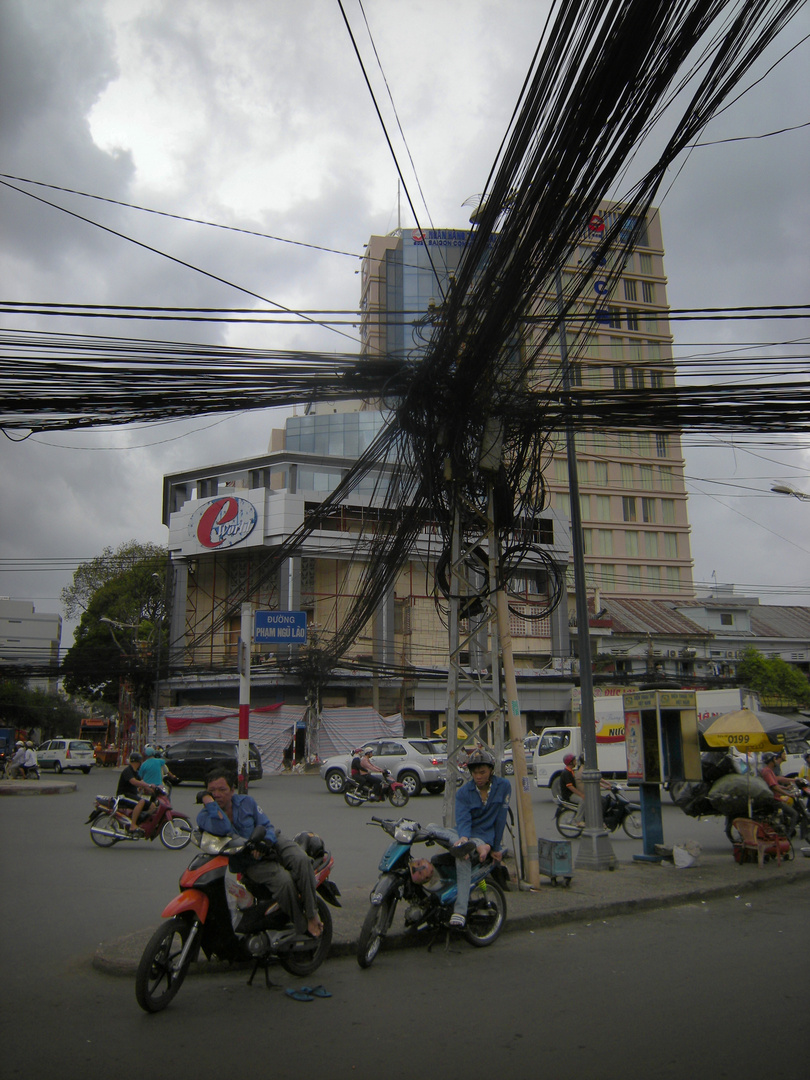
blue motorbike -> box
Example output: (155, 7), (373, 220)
(357, 816), (507, 968)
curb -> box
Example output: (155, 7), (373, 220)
(0, 781), (78, 796)
(92, 866), (809, 978)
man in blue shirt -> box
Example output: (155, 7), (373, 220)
(427, 748), (510, 928)
(196, 768), (322, 938)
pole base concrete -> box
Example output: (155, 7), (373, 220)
(575, 828), (618, 870)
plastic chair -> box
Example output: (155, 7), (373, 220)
(732, 818), (786, 867)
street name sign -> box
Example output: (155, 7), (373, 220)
(254, 610), (307, 644)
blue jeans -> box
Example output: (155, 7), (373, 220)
(425, 824), (483, 917)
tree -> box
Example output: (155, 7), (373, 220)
(737, 646), (810, 708)
(61, 541), (169, 708)
(0, 681), (83, 740)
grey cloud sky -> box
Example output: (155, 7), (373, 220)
(1, 0), (809, 650)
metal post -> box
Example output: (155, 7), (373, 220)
(237, 602), (253, 793)
(556, 270), (616, 870)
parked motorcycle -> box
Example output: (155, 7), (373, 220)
(135, 826), (340, 1012)
(554, 786), (643, 839)
(357, 816), (507, 968)
(86, 786), (193, 850)
(343, 770), (409, 808)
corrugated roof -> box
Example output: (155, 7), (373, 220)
(599, 598), (711, 637)
(749, 605), (810, 640)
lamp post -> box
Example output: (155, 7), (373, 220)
(771, 484), (810, 502)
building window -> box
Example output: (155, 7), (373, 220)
(596, 495), (612, 521)
(614, 366), (627, 390)
(639, 253), (653, 275)
(639, 465), (654, 489)
(582, 528), (593, 555)
(663, 532), (678, 558)
(720, 612), (734, 626)
(641, 497), (656, 524)
(632, 367), (645, 389)
(656, 433), (669, 457)
(637, 432), (652, 456)
(625, 530), (639, 557)
(624, 279), (637, 301)
(594, 461), (609, 486)
(650, 370), (664, 389)
(621, 464), (635, 488)
(666, 566), (681, 590)
(618, 434), (633, 456)
(626, 309), (639, 331)
(661, 499), (676, 525)
(659, 467), (674, 491)
(626, 564), (642, 591)
(198, 478), (218, 498)
(641, 280), (656, 304)
(600, 564), (616, 591)
(622, 496), (637, 522)
(644, 531), (658, 558)
(607, 306), (622, 329)
(646, 565), (661, 591)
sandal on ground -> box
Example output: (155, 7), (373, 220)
(300, 985), (332, 998)
(285, 988), (314, 1002)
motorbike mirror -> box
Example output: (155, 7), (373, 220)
(249, 825), (267, 843)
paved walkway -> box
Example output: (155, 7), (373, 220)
(4, 777), (808, 974)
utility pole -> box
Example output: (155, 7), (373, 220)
(237, 602), (253, 793)
(556, 269), (615, 870)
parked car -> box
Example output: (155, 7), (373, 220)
(320, 738), (447, 796)
(164, 739), (263, 784)
(36, 738), (95, 774)
(500, 734), (539, 776)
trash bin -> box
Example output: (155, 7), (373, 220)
(537, 837), (572, 886)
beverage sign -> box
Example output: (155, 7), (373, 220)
(190, 497), (257, 550)
(254, 610), (307, 644)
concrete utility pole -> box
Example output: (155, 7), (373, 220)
(556, 270), (615, 870)
(237, 602), (253, 793)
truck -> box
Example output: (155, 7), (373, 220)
(533, 688), (756, 796)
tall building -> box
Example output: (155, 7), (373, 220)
(0, 599), (61, 692)
(360, 203), (695, 605)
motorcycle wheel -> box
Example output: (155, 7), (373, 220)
(159, 817), (193, 850)
(90, 812), (123, 847)
(622, 807), (643, 839)
(344, 790), (364, 806)
(555, 808), (584, 838)
(357, 896), (395, 969)
(135, 916), (195, 1013)
(387, 787), (410, 808)
(279, 897), (333, 977)
(464, 879), (507, 948)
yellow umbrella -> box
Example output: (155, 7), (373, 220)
(702, 708), (782, 753)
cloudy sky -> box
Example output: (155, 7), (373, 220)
(1, 0), (809, 651)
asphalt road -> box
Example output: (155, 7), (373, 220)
(1, 768), (807, 1080)
(0, 768), (773, 1080)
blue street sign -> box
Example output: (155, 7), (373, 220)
(254, 610), (307, 644)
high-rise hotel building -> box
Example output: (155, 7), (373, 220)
(360, 203), (694, 603)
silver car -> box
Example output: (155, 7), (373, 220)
(320, 738), (447, 796)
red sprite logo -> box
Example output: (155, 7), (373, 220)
(191, 497), (257, 549)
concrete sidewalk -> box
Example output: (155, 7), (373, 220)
(0, 777), (78, 796)
(94, 841), (810, 977)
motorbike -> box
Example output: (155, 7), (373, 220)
(356, 816), (507, 968)
(554, 786), (643, 839)
(343, 769), (409, 808)
(135, 826), (341, 1012)
(86, 786), (193, 850)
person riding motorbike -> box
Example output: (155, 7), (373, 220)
(196, 767), (323, 938)
(116, 752), (156, 834)
(759, 750), (800, 836)
(7, 741), (27, 778)
(139, 745), (178, 788)
(358, 749), (385, 800)
(23, 742), (38, 776)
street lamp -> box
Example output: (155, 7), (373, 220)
(771, 484), (810, 502)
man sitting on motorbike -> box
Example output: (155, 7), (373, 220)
(759, 750), (800, 836)
(426, 748), (510, 929)
(115, 752), (156, 834)
(358, 749), (385, 800)
(196, 768), (323, 939)
(7, 741), (27, 778)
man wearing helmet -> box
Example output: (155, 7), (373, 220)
(427, 746), (511, 929)
(7, 741), (27, 779)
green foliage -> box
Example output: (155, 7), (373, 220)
(737, 646), (810, 707)
(61, 541), (168, 707)
(0, 681), (83, 740)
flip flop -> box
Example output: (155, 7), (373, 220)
(285, 988), (314, 1002)
(451, 841), (476, 859)
(300, 985), (332, 998)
